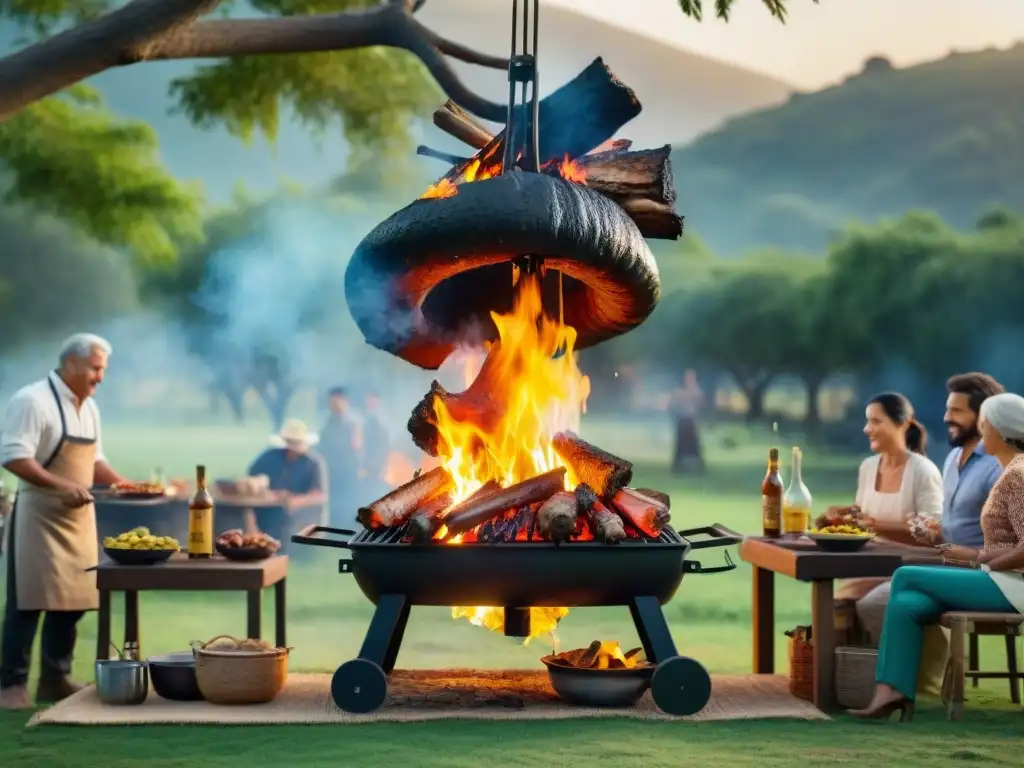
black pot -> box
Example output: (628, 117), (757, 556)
(148, 652), (203, 701)
(345, 172), (661, 370)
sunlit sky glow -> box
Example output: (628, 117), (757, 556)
(547, 0), (1024, 87)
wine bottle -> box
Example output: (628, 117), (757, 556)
(782, 447), (813, 536)
(188, 465), (214, 559)
(761, 448), (783, 538)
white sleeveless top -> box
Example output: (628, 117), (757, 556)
(855, 453), (944, 522)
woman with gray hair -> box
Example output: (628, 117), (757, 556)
(848, 391), (1024, 722)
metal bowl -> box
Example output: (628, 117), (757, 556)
(149, 652), (203, 701)
(95, 659), (149, 705)
(806, 533), (873, 553)
(541, 655), (654, 707)
(103, 547), (175, 566)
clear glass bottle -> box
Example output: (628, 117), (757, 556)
(123, 641), (139, 661)
(782, 446), (812, 536)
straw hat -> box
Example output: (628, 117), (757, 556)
(269, 419), (319, 451)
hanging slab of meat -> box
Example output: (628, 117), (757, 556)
(611, 487), (671, 539)
(344, 58), (666, 371)
(345, 172), (659, 370)
(357, 466), (454, 529)
(551, 431), (633, 499)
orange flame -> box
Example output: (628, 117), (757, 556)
(421, 178), (458, 199)
(420, 150), (587, 200)
(435, 271), (590, 640)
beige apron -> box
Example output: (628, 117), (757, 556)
(6, 378), (99, 611)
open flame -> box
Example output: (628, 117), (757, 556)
(421, 154), (587, 200)
(433, 270), (590, 640)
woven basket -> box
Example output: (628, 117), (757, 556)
(191, 634), (290, 705)
(834, 645), (877, 709)
(788, 633), (814, 702)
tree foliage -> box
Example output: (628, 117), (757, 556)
(0, 206), (138, 366)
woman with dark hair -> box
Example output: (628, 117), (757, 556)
(833, 393), (945, 676)
(849, 392), (1024, 721)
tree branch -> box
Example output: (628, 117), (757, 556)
(0, 0), (509, 123)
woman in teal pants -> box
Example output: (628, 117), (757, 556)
(850, 392), (1024, 721)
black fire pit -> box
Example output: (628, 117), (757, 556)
(292, 523), (740, 716)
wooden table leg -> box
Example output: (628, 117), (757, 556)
(752, 565), (775, 673)
(96, 590), (112, 660)
(247, 589), (262, 639)
(123, 590), (140, 655)
(811, 579), (836, 711)
(274, 579), (287, 648)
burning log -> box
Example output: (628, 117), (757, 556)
(441, 468), (566, 539)
(357, 466), (454, 529)
(407, 480), (500, 543)
(574, 483), (626, 544)
(618, 199), (684, 240)
(572, 145), (675, 205)
(634, 487), (671, 510)
(611, 487), (671, 539)
(551, 431), (633, 499)
(404, 490), (456, 544)
(432, 100), (494, 150)
(536, 491), (578, 544)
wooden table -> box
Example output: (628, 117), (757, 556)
(739, 536), (941, 711)
(94, 554), (288, 660)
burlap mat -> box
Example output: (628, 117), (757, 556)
(28, 670), (827, 726)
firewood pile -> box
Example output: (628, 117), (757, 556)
(357, 430), (671, 545)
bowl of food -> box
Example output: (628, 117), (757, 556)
(149, 651), (203, 701)
(541, 641), (654, 707)
(807, 524), (874, 552)
(215, 529), (281, 561)
(103, 527), (180, 565)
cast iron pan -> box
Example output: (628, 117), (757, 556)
(344, 172), (661, 370)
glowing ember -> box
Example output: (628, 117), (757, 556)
(436, 270), (591, 640)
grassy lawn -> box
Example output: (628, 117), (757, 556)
(2, 417), (1022, 766)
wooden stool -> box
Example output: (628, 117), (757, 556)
(940, 612), (1024, 720)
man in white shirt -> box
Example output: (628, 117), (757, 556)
(0, 333), (127, 710)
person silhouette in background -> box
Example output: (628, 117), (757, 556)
(669, 369), (705, 473)
(318, 387), (363, 528)
(361, 391), (392, 503)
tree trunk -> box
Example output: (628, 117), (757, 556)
(732, 371), (773, 423)
(804, 375), (825, 428)
(255, 381), (295, 431)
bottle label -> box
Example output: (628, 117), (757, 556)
(762, 495), (782, 531)
(188, 507), (213, 554)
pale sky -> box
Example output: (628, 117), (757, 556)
(546, 0), (1024, 88)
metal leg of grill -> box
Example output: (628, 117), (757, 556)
(630, 595), (713, 717)
(358, 594), (410, 669)
(331, 594), (409, 714)
(629, 595), (678, 663)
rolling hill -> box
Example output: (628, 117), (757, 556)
(671, 43), (1024, 255)
(0, 1), (793, 202)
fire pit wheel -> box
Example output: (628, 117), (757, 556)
(331, 659), (389, 714)
(649, 656), (713, 716)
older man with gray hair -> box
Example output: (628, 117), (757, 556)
(0, 333), (129, 710)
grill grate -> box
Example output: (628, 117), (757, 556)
(349, 523), (686, 548)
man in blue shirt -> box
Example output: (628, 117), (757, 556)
(247, 419), (327, 550)
(856, 373), (1004, 691)
(934, 372), (1006, 547)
